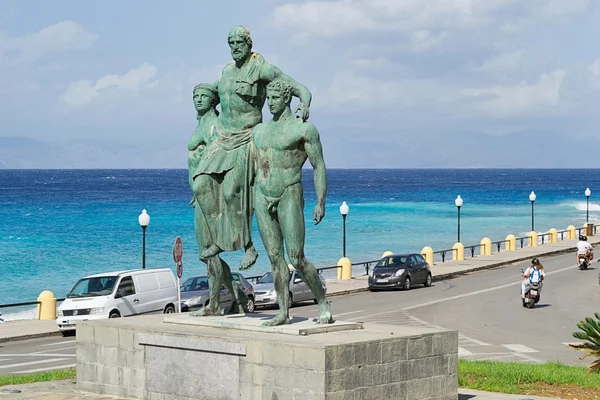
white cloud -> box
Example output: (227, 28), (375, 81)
(463, 69), (567, 117)
(0, 20), (97, 65)
(588, 58), (600, 76)
(59, 63), (158, 108)
(477, 50), (527, 75)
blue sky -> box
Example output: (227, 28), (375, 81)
(1, 0), (599, 168)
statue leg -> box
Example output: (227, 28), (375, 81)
(255, 193), (290, 326)
(220, 258), (249, 315)
(279, 184), (333, 324)
(190, 256), (222, 316)
(193, 174), (223, 259)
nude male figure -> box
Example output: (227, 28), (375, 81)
(252, 79), (333, 326)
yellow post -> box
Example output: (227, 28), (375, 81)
(527, 231), (538, 247)
(480, 238), (492, 255)
(452, 242), (464, 261)
(567, 225), (576, 240)
(505, 234), (516, 251)
(337, 257), (352, 280)
(421, 246), (434, 265)
(548, 228), (557, 243)
(584, 222), (594, 237)
(381, 251), (393, 258)
(37, 290), (57, 320)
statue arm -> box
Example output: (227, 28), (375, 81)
(305, 124), (327, 224)
(260, 64), (312, 121)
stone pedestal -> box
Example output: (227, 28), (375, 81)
(76, 313), (458, 400)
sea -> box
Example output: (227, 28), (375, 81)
(1, 169), (598, 321)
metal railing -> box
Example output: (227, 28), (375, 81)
(0, 298), (65, 311)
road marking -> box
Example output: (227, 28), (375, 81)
(458, 347), (473, 356)
(14, 363), (76, 374)
(40, 340), (75, 347)
(0, 358), (70, 370)
(33, 346), (75, 354)
(0, 354), (76, 358)
(334, 310), (365, 317)
(459, 336), (490, 346)
(402, 263), (578, 311)
(502, 344), (538, 353)
(0, 358), (14, 363)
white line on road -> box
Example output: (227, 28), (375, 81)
(334, 310), (365, 317)
(402, 263), (577, 311)
(0, 354), (76, 358)
(458, 347), (473, 356)
(14, 363), (76, 374)
(458, 336), (490, 346)
(0, 358), (70, 370)
(40, 340), (75, 347)
(502, 344), (538, 353)
(33, 346), (75, 354)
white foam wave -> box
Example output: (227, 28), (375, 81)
(0, 307), (38, 322)
(568, 201), (600, 212)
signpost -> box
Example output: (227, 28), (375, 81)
(172, 236), (183, 313)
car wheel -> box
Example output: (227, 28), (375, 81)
(403, 277), (411, 291)
(164, 305), (176, 314)
(245, 297), (256, 313)
(424, 274), (432, 287)
(109, 311), (120, 318)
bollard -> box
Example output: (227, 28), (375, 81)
(37, 290), (57, 320)
(480, 238), (492, 256)
(381, 251), (393, 258)
(527, 231), (538, 247)
(452, 242), (464, 261)
(421, 246), (434, 265)
(337, 257), (352, 280)
(567, 225), (576, 240)
(584, 222), (594, 237)
(505, 234), (516, 251)
(548, 228), (557, 243)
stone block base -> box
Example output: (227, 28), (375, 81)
(76, 313), (458, 399)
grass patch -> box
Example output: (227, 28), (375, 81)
(459, 360), (600, 400)
(0, 368), (75, 387)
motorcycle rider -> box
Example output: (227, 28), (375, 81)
(576, 235), (593, 264)
(521, 257), (545, 299)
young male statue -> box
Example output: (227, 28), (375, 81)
(252, 79), (333, 326)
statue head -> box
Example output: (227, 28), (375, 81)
(193, 83), (219, 117)
(266, 79), (293, 116)
(228, 26), (252, 63)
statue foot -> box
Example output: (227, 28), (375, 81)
(316, 301), (334, 324)
(201, 245), (221, 259)
(223, 301), (245, 315)
(239, 246), (259, 270)
(190, 305), (220, 317)
(261, 313), (290, 327)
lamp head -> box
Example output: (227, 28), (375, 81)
(138, 209), (150, 227)
(339, 201), (349, 216)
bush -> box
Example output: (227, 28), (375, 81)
(569, 312), (600, 372)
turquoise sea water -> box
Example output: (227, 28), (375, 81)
(1, 169), (598, 320)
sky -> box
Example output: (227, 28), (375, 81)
(1, 0), (600, 168)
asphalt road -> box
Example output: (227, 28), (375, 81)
(0, 336), (75, 375)
(288, 252), (600, 366)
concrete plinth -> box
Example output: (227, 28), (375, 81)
(76, 313), (458, 400)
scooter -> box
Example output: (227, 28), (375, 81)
(578, 250), (593, 270)
(520, 269), (541, 309)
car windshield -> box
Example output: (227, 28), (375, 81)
(375, 256), (408, 268)
(67, 276), (117, 298)
(180, 276), (209, 292)
(257, 271), (291, 284)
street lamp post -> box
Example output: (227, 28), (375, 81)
(529, 191), (536, 232)
(585, 187), (591, 223)
(455, 195), (463, 243)
(138, 209), (150, 269)
(339, 201), (349, 258)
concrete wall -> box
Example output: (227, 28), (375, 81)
(76, 316), (457, 400)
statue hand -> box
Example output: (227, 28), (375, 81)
(313, 204), (325, 225)
(295, 102), (310, 122)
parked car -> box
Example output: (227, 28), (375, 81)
(179, 272), (255, 313)
(254, 267), (327, 308)
(368, 253), (432, 291)
(57, 268), (178, 335)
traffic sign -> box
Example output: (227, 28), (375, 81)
(173, 236), (183, 263)
(176, 262), (183, 279)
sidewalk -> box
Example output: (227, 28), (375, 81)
(0, 380), (567, 399)
(2, 238), (595, 344)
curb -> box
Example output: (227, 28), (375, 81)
(0, 329), (63, 344)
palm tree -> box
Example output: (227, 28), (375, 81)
(569, 312), (600, 372)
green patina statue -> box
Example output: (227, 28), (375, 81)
(188, 26), (332, 325)
(253, 79), (333, 326)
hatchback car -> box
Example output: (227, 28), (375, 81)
(368, 253), (432, 291)
(179, 272), (255, 313)
(253, 267), (327, 308)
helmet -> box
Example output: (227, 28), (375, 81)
(579, 235), (585, 241)
(584, 236), (588, 241)
(531, 257), (540, 265)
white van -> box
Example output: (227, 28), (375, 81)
(57, 268), (178, 335)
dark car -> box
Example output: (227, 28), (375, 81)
(179, 272), (255, 312)
(368, 253), (432, 291)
